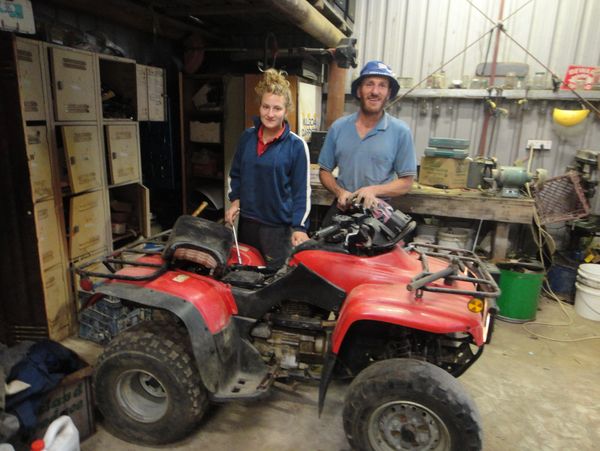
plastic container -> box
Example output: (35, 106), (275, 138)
(547, 263), (576, 297)
(497, 268), (544, 322)
(578, 263), (600, 280)
(36, 416), (80, 451)
(412, 235), (436, 244)
(574, 282), (600, 321)
(545, 222), (570, 251)
(437, 227), (470, 251)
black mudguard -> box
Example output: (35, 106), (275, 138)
(96, 283), (235, 393)
(232, 263), (346, 318)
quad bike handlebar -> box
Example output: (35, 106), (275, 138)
(310, 199), (416, 256)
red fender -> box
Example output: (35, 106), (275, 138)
(108, 260), (237, 334)
(331, 283), (487, 351)
(227, 242), (266, 266)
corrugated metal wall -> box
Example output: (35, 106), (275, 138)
(346, 0), (600, 212)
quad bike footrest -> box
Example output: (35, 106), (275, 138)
(210, 366), (277, 402)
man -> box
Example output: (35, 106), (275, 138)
(318, 60), (416, 220)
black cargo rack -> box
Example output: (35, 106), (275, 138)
(405, 243), (500, 300)
(74, 231), (171, 282)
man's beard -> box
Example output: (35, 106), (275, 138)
(360, 96), (386, 115)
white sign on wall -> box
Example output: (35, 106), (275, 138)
(0, 0), (35, 34)
(297, 81), (322, 142)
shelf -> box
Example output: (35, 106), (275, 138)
(192, 106), (224, 115)
(396, 88), (600, 100)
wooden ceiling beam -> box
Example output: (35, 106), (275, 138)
(44, 0), (221, 41)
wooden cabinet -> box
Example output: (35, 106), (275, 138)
(69, 190), (109, 261)
(25, 126), (53, 201)
(49, 47), (97, 122)
(137, 64), (166, 122)
(0, 34), (154, 343)
(34, 199), (65, 271)
(1, 35), (72, 342)
(16, 38), (46, 121)
(61, 125), (104, 193)
(105, 123), (141, 185)
(179, 74), (244, 217)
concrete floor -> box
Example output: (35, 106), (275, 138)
(74, 296), (600, 451)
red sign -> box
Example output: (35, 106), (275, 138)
(561, 65), (600, 90)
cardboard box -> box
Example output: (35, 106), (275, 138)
(419, 156), (469, 188)
(190, 121), (221, 143)
(310, 163), (321, 185)
(34, 366), (95, 442)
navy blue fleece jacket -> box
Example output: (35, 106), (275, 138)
(228, 118), (311, 231)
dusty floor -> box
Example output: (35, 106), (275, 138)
(73, 296), (600, 451)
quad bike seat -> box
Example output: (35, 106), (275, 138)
(163, 215), (233, 275)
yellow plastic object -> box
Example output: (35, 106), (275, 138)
(552, 108), (590, 127)
(467, 298), (484, 313)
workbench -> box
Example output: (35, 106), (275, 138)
(311, 184), (536, 260)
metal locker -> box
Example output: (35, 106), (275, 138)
(105, 124), (140, 185)
(50, 47), (97, 121)
(69, 189), (108, 261)
(62, 125), (103, 193)
(16, 39), (46, 121)
(34, 199), (64, 271)
(25, 126), (53, 201)
(136, 64), (149, 121)
(147, 66), (165, 121)
(41, 264), (72, 341)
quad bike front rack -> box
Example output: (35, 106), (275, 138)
(406, 243), (500, 300)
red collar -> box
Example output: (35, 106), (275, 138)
(257, 124), (285, 156)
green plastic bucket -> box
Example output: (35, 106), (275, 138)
(497, 268), (544, 322)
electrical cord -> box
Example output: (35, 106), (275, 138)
(519, 184), (600, 342)
(521, 285), (600, 342)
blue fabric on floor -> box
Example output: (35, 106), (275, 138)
(5, 341), (84, 431)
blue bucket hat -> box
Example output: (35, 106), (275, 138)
(351, 60), (400, 100)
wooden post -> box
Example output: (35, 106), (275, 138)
(325, 63), (348, 129)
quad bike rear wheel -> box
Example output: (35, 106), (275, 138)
(94, 321), (208, 445)
(343, 358), (482, 451)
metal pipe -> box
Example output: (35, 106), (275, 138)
(261, 0), (348, 126)
(261, 0), (345, 47)
(477, 0), (505, 156)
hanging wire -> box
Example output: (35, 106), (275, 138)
(386, 27), (495, 110)
(503, 0), (534, 22)
(465, 0), (495, 25)
(501, 30), (600, 117)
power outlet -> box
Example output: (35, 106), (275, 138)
(527, 139), (552, 151)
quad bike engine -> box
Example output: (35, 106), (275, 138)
(250, 301), (329, 375)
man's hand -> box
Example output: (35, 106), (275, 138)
(225, 199), (240, 225)
(291, 231), (310, 246)
(352, 186), (380, 209)
(337, 189), (354, 210)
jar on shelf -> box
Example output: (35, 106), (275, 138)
(532, 72), (547, 90)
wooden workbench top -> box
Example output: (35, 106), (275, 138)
(311, 184), (535, 224)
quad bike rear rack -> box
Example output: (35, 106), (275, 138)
(405, 243), (500, 300)
(74, 232), (171, 282)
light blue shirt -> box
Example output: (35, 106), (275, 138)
(318, 112), (416, 192)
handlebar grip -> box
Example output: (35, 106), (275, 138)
(313, 224), (341, 240)
(407, 266), (456, 291)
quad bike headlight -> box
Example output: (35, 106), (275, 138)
(467, 298), (484, 313)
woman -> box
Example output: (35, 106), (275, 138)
(225, 69), (311, 268)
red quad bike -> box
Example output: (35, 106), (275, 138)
(76, 201), (499, 451)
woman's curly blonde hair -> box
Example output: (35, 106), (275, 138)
(255, 68), (293, 112)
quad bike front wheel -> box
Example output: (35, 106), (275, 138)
(343, 358), (482, 451)
(94, 321), (208, 445)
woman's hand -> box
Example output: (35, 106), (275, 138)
(225, 200), (240, 225)
(291, 231), (310, 246)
